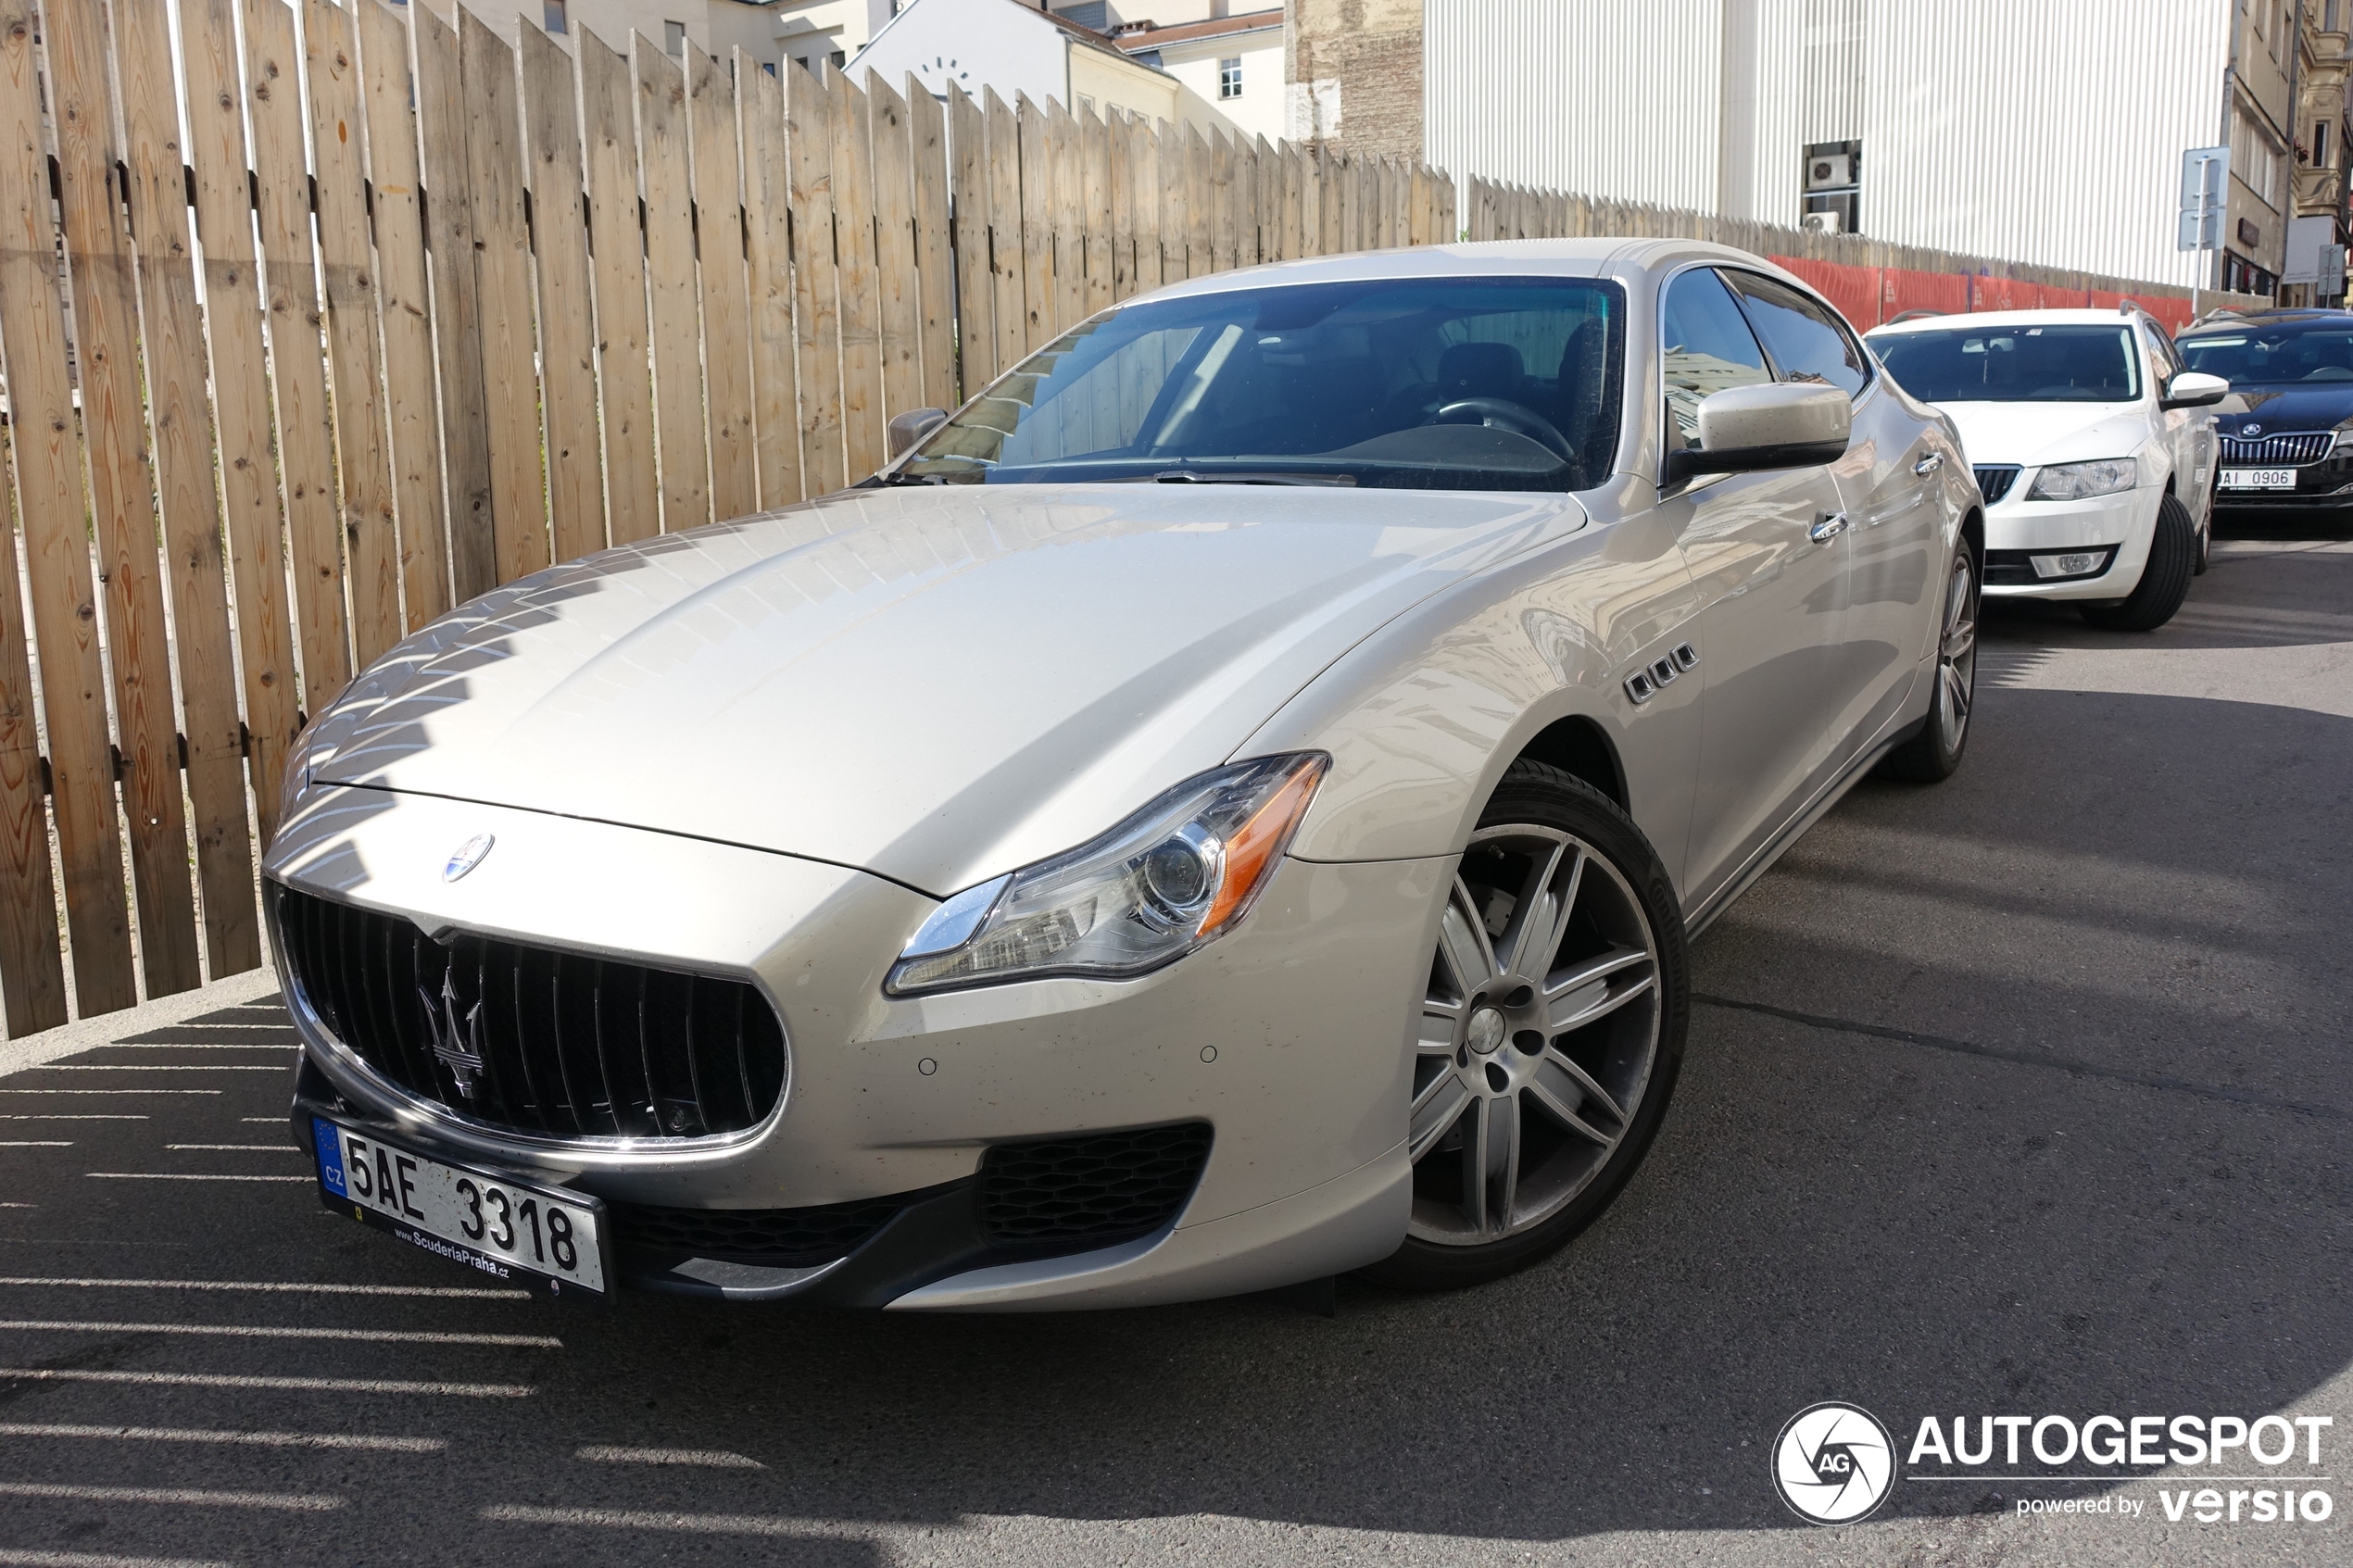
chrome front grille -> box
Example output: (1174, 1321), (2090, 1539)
(273, 885), (787, 1142)
(2220, 433), (2334, 466)
(1972, 464), (2021, 502)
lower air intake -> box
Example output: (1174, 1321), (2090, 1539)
(610, 1195), (908, 1269)
(978, 1122), (1213, 1248)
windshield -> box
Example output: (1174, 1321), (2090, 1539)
(1868, 324), (2140, 403)
(2178, 323), (2353, 385)
(897, 277), (1625, 491)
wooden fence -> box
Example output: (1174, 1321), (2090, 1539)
(0, 0), (1461, 1034)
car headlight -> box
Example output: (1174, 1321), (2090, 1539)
(886, 752), (1329, 995)
(2026, 458), (2137, 501)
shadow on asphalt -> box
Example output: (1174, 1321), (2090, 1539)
(415, 679), (2347, 1549)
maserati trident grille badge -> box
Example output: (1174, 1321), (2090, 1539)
(420, 966), (487, 1101)
(443, 832), (494, 883)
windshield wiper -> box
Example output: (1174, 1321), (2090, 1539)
(1141, 470), (1357, 486)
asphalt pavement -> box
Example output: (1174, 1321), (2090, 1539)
(0, 524), (2347, 1568)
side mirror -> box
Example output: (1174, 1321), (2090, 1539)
(2160, 370), (2229, 410)
(1662, 381), (1851, 485)
(887, 407), (949, 459)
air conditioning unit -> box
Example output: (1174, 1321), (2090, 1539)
(1806, 153), (1853, 190)
(1800, 208), (1844, 234)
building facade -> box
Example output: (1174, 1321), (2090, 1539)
(1285, 0), (1421, 156)
(2284, 0), (2353, 305)
(851, 0), (1233, 133)
(1114, 8), (1286, 145)
(417, 0), (786, 66)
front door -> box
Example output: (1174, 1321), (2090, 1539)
(1654, 267), (1855, 912)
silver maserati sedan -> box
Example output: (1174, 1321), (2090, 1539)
(267, 240), (1981, 1311)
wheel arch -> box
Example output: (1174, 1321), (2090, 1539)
(1510, 715), (1628, 812)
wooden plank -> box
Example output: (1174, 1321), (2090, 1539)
(1283, 143), (1304, 259)
(867, 72), (921, 428)
(578, 29), (659, 543)
(982, 89), (1024, 375)
(44, 0), (201, 997)
(786, 62), (844, 495)
(688, 44), (756, 521)
(0, 0), (134, 1012)
(246, 0), (353, 713)
(948, 84), (993, 389)
(1159, 119), (1188, 281)
(1015, 94), (1052, 346)
(110, 0), (253, 983)
(0, 418), (61, 1030)
(357, 0), (451, 630)
(1185, 125), (1210, 279)
(907, 75), (956, 412)
(1130, 113), (1163, 292)
(1207, 128), (1234, 272)
(1080, 106), (1112, 317)
(1048, 98), (1082, 332)
(1242, 135), (1266, 266)
(830, 69), (883, 481)
(458, 8), (546, 583)
(1408, 162), (1429, 246)
(635, 36), (709, 532)
(304, 0), (399, 671)
(180, 0), (300, 846)
(1439, 169), (1456, 242)
(739, 51), (801, 506)
(1107, 109), (1133, 302)
(415, 3), (493, 601)
(520, 24), (604, 562)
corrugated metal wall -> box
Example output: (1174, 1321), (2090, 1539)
(1427, 0), (2230, 290)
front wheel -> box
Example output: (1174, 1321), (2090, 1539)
(1359, 763), (1688, 1292)
(1880, 542), (1977, 783)
(2080, 493), (2195, 632)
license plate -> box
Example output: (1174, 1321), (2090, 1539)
(2221, 468), (2296, 489)
(311, 1117), (610, 1301)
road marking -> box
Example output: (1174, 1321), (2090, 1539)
(86, 1173), (309, 1183)
(483, 1505), (837, 1537)
(82, 1044), (298, 1052)
(0, 1115), (146, 1121)
(0, 1319), (561, 1348)
(0, 1277), (528, 1299)
(163, 1144), (296, 1151)
(0, 1090), (220, 1096)
(0, 1367), (533, 1397)
(575, 1446), (764, 1469)
(0, 1141), (70, 1148)
(0, 1203), (31, 1209)
(239, 1117), (283, 1123)
(0, 1481), (342, 1511)
(0, 1422), (444, 1452)
(0, 1549), (237, 1568)
(32, 1066), (285, 1073)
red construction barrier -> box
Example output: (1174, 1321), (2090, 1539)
(1968, 275), (2042, 311)
(1880, 268), (1971, 321)
(1768, 256), (1883, 331)
(2134, 295), (2195, 332)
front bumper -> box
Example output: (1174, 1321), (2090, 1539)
(1980, 485), (2155, 600)
(266, 782), (1435, 1308)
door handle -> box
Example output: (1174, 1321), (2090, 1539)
(1912, 452), (1944, 477)
(1808, 511), (1849, 543)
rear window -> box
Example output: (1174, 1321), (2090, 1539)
(1868, 324), (2140, 403)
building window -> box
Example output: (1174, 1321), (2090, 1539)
(543, 0), (566, 34)
(2233, 109), (2284, 207)
(830, 48), (846, 68)
(2320, 121), (2333, 167)
(665, 19), (686, 56)
(1218, 56), (1242, 99)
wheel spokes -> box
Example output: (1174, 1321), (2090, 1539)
(1543, 946), (1651, 1030)
(1527, 1070), (1615, 1148)
(1539, 1045), (1628, 1126)
(1501, 843), (1582, 981)
(1409, 1073), (1473, 1162)
(1438, 876), (1502, 995)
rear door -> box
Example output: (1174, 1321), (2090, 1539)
(1723, 270), (1939, 760)
(1655, 267), (1854, 913)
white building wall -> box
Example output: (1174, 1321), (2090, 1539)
(1155, 31), (1285, 144)
(1426, 0), (2231, 289)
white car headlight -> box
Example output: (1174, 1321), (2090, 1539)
(886, 753), (1329, 996)
(2026, 458), (2137, 501)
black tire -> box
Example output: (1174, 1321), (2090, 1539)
(1358, 762), (1689, 1292)
(1881, 540), (1978, 783)
(2080, 493), (2195, 631)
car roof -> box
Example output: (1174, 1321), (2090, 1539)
(1867, 308), (2144, 335)
(2179, 308), (2353, 335)
(1131, 237), (1816, 303)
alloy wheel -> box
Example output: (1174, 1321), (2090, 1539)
(1409, 827), (1662, 1245)
(1936, 552), (1977, 746)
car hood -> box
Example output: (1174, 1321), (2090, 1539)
(303, 484), (1581, 896)
(2210, 383), (2353, 433)
(1927, 401), (2148, 470)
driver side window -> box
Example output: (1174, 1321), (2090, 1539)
(1659, 269), (1773, 452)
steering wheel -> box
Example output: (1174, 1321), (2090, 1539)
(1425, 397), (1577, 463)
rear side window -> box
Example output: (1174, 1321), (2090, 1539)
(1658, 269), (1772, 452)
(1724, 271), (1871, 398)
